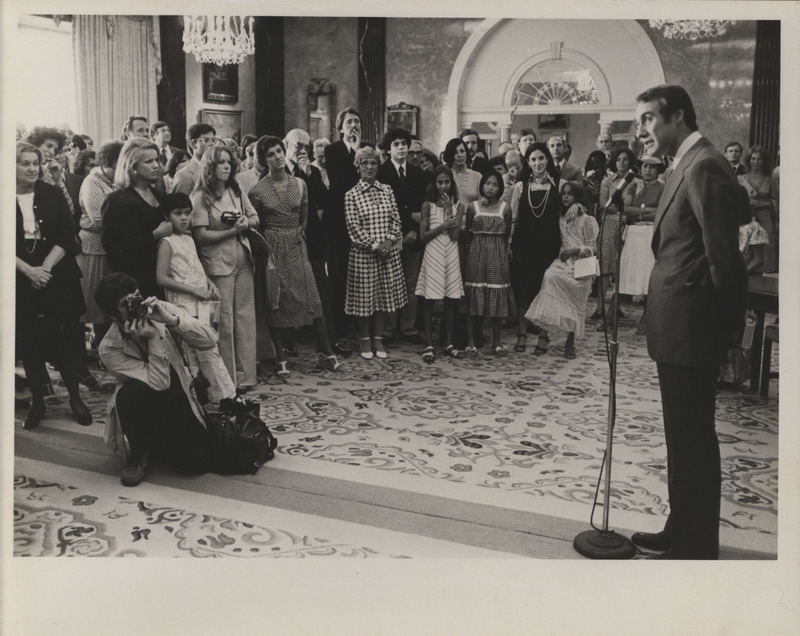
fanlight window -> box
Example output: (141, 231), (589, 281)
(513, 59), (599, 106)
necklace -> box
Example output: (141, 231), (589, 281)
(527, 181), (551, 218)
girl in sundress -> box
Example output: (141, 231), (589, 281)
(525, 181), (599, 359)
(415, 166), (464, 362)
(463, 171), (515, 355)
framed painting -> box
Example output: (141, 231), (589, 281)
(202, 63), (238, 104)
(538, 113), (568, 129)
(385, 102), (419, 135)
(200, 109), (243, 144)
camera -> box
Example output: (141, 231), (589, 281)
(124, 291), (148, 319)
(220, 210), (241, 225)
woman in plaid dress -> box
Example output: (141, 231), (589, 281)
(344, 146), (407, 359)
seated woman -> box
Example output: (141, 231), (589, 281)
(524, 181), (599, 359)
(618, 156), (664, 335)
(343, 146), (408, 359)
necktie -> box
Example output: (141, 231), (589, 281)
(399, 165), (405, 181)
(555, 164), (562, 180)
(161, 148), (168, 166)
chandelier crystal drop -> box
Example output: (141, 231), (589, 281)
(649, 20), (736, 40)
(183, 15), (255, 66)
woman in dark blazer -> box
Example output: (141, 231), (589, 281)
(101, 138), (173, 299)
(15, 142), (91, 429)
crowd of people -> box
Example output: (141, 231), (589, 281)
(15, 106), (777, 489)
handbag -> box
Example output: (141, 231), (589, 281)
(574, 255), (599, 280)
(205, 411), (278, 475)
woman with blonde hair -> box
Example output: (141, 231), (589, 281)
(740, 145), (778, 273)
(101, 137), (173, 299)
(190, 144), (260, 391)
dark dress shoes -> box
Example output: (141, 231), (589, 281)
(69, 397), (93, 426)
(23, 403), (46, 430)
(332, 342), (353, 356)
(631, 531), (671, 552)
(121, 452), (149, 487)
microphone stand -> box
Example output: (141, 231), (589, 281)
(573, 192), (635, 559)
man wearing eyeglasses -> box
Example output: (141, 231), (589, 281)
(171, 123), (218, 195)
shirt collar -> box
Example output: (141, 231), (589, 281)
(671, 131), (702, 170)
(357, 179), (380, 191)
(392, 158), (406, 173)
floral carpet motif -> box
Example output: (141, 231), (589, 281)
(13, 474), (410, 558)
(16, 304), (780, 554)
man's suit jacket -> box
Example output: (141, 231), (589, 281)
(557, 160), (583, 183)
(287, 163), (329, 260)
(377, 160), (426, 248)
(324, 140), (360, 245)
(171, 157), (201, 195)
(646, 136), (747, 368)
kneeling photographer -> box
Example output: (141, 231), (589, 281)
(96, 272), (216, 487)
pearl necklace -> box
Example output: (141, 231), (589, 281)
(527, 178), (551, 218)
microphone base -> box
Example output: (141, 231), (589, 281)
(573, 530), (636, 560)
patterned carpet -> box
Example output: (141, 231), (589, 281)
(13, 302), (779, 557)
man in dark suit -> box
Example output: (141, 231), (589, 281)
(325, 107), (363, 337)
(377, 128), (427, 336)
(284, 128), (351, 356)
(631, 85), (747, 559)
(547, 134), (583, 184)
(151, 121), (182, 167)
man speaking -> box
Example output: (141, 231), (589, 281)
(632, 85), (747, 559)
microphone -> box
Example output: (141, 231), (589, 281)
(604, 169), (636, 214)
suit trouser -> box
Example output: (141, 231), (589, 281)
(656, 362), (721, 559)
(310, 256), (336, 341)
(399, 245), (423, 332)
(115, 368), (209, 473)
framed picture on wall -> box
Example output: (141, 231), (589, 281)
(200, 109), (243, 144)
(538, 113), (568, 129)
(202, 64), (238, 104)
(385, 102), (419, 135)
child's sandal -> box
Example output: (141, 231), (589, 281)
(514, 334), (527, 352)
(464, 346), (478, 357)
(422, 346), (435, 363)
(494, 345), (509, 357)
(533, 336), (550, 355)
(564, 343), (576, 359)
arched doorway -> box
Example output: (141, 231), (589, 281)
(442, 19), (665, 161)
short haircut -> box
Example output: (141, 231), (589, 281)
(70, 134), (87, 151)
(80, 134), (94, 146)
(547, 134), (565, 145)
(505, 149), (522, 168)
(518, 128), (537, 140)
(186, 122), (216, 144)
(26, 126), (66, 151)
(122, 115), (148, 137)
(240, 133), (259, 160)
(74, 149), (96, 176)
(442, 138), (467, 167)
(488, 154), (507, 170)
(636, 84), (699, 131)
(584, 150), (608, 174)
(381, 127), (411, 149)
(609, 147), (637, 173)
(725, 141), (743, 153)
(95, 272), (138, 319)
(479, 169), (505, 199)
(335, 107), (361, 135)
(354, 145), (381, 167)
(150, 120), (170, 137)
(96, 139), (125, 169)
(255, 135), (285, 168)
(16, 142), (44, 179)
(459, 128), (480, 140)
(162, 192), (193, 217)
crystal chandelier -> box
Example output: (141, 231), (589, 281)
(183, 16), (255, 66)
(649, 20), (736, 40)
